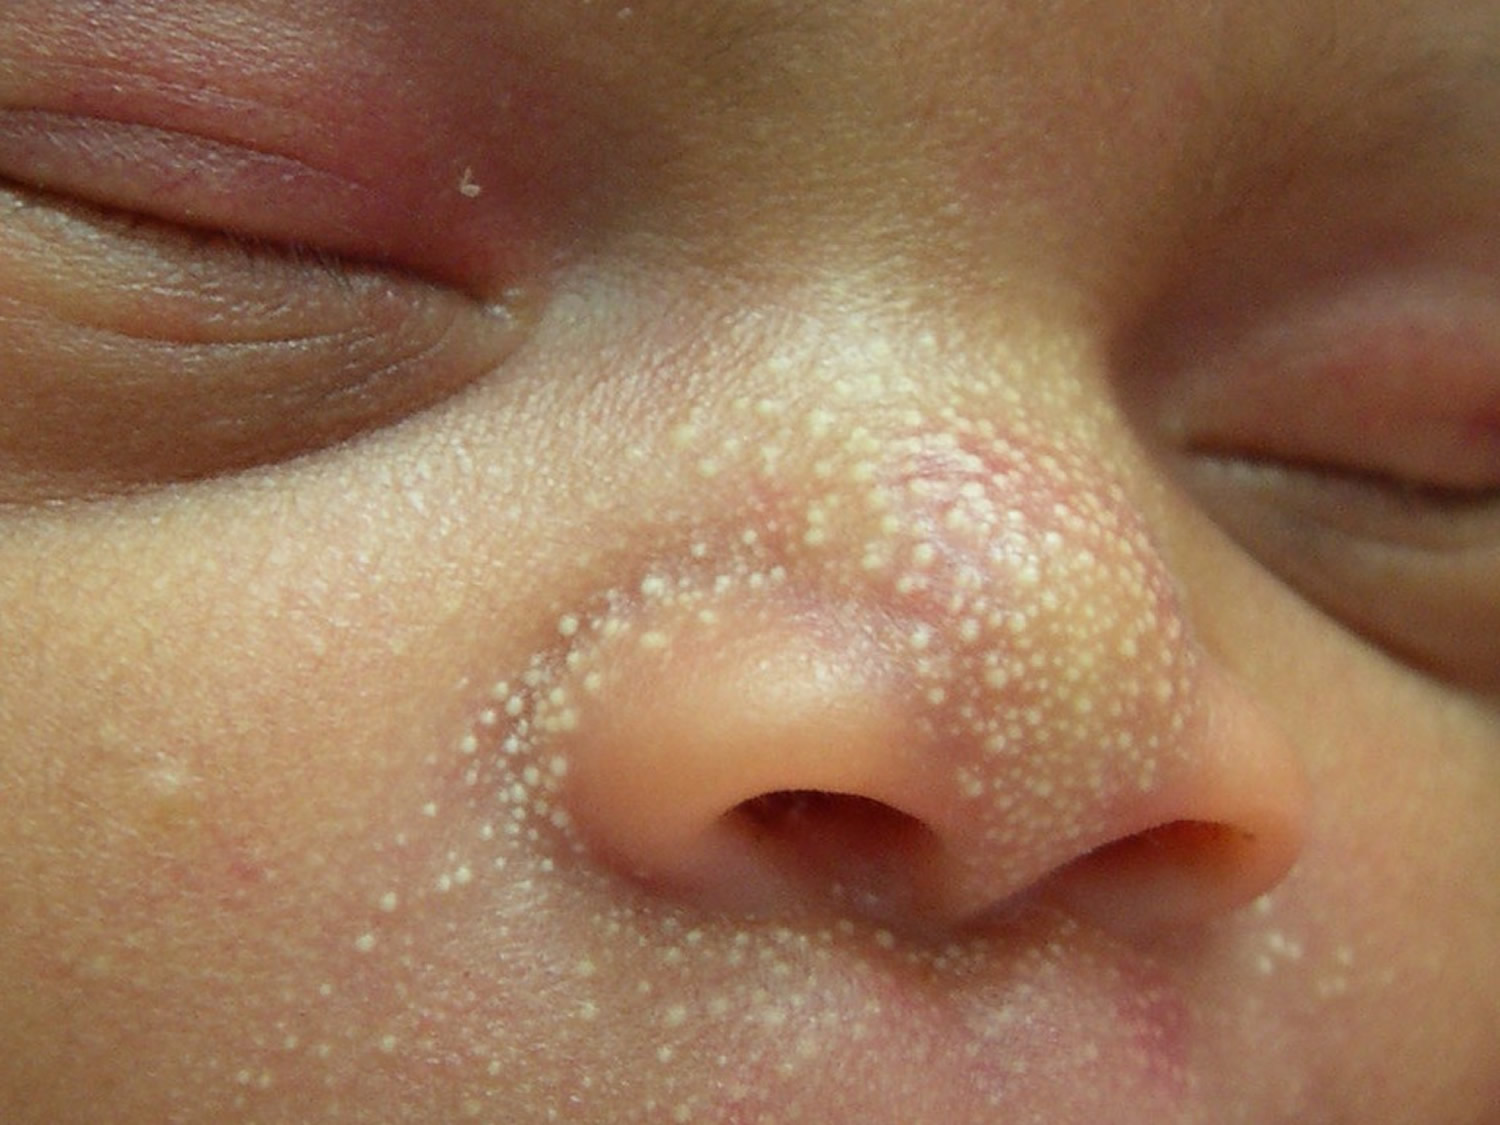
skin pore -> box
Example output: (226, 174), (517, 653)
(1, 0), (1498, 1122)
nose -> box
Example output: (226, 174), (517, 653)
(536, 394), (1306, 939)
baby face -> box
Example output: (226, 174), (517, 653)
(1, 0), (1497, 1121)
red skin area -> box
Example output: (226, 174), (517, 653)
(0, 2), (613, 287)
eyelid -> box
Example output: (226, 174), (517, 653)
(0, 108), (404, 266)
(0, 5), (620, 297)
(0, 182), (530, 501)
(1182, 453), (1500, 553)
(1150, 270), (1500, 493)
(1124, 256), (1500, 689)
(1176, 450), (1500, 691)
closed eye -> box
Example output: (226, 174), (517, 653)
(1118, 236), (1500, 691)
(0, 182), (531, 502)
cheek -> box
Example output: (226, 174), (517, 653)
(1310, 669), (1500, 946)
(0, 483), (509, 1106)
(1186, 591), (1500, 1107)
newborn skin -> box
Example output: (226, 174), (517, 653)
(0, 0), (1498, 1122)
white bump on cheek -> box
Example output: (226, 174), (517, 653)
(807, 409), (837, 439)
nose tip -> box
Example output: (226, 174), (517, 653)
(538, 423), (1306, 939)
(558, 608), (971, 926)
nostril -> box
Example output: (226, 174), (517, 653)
(733, 789), (925, 845)
(1081, 820), (1257, 890)
(724, 790), (946, 923)
(1044, 819), (1275, 935)
(730, 789), (939, 867)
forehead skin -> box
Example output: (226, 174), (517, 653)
(0, 0), (1498, 1123)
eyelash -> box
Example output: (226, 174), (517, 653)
(0, 178), (528, 501)
(1147, 388), (1500, 691)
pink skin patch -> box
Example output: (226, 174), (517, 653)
(0, 4), (605, 290)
